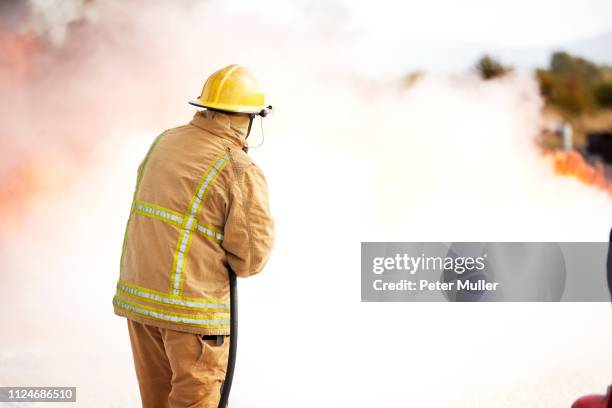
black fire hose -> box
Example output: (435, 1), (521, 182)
(218, 268), (238, 408)
(607, 227), (612, 302)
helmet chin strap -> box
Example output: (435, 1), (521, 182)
(243, 106), (272, 153)
(245, 114), (255, 140)
(243, 114), (255, 153)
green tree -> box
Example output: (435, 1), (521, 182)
(537, 51), (606, 114)
(475, 55), (510, 80)
(596, 83), (612, 107)
(550, 52), (600, 84)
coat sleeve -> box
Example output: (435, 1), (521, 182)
(222, 163), (275, 278)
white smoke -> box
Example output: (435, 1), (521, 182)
(28, 0), (90, 45)
(1, 1), (611, 407)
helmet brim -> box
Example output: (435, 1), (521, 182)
(188, 100), (264, 115)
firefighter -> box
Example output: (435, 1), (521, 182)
(112, 64), (275, 408)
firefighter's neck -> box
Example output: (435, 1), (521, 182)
(203, 109), (250, 140)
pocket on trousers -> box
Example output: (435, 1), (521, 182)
(190, 334), (207, 372)
(194, 335), (230, 380)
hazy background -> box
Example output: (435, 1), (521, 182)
(1, 0), (612, 406)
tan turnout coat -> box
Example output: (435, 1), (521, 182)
(113, 110), (274, 335)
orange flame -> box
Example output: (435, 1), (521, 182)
(553, 150), (612, 193)
(0, 28), (68, 231)
(0, 160), (71, 230)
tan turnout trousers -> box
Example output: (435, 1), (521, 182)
(128, 320), (230, 408)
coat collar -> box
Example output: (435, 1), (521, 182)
(189, 110), (250, 148)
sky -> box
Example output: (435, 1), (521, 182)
(341, 0), (612, 47)
(220, 0), (612, 76)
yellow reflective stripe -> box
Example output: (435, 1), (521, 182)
(200, 222), (222, 234)
(113, 296), (230, 329)
(171, 153), (229, 296)
(195, 222), (224, 242)
(133, 201), (184, 227)
(120, 133), (166, 277)
(131, 202), (224, 242)
(117, 280), (229, 310)
(178, 156), (228, 293)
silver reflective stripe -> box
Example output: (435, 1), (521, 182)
(196, 224), (224, 241)
(172, 154), (228, 295)
(134, 202), (184, 224)
(117, 282), (229, 310)
(113, 297), (230, 327)
(173, 233), (190, 295)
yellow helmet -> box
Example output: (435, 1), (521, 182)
(189, 64), (266, 114)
